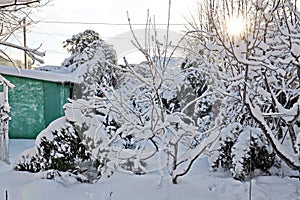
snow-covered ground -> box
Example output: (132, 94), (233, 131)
(1, 140), (300, 200)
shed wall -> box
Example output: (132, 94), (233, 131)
(3, 75), (70, 139)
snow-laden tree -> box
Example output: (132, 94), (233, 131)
(110, 61), (221, 184)
(72, 8), (223, 184)
(62, 29), (118, 99)
(64, 53), (217, 184)
(62, 30), (117, 72)
(15, 30), (119, 183)
(15, 5), (222, 184)
(186, 0), (300, 179)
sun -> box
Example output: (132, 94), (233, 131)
(226, 16), (245, 36)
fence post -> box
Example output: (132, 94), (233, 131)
(0, 76), (14, 164)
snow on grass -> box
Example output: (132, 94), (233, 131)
(0, 139), (300, 200)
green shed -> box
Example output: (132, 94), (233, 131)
(0, 66), (76, 139)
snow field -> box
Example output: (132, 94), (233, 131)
(0, 140), (300, 200)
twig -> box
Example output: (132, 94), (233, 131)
(0, 0), (40, 9)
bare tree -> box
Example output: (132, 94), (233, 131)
(0, 0), (48, 66)
(0, 0), (42, 8)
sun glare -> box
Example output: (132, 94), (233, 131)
(226, 17), (245, 36)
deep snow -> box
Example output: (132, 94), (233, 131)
(0, 139), (300, 200)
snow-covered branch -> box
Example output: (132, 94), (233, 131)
(0, 41), (45, 64)
(246, 98), (300, 170)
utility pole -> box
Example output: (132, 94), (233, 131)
(23, 18), (28, 69)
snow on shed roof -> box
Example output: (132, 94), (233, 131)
(0, 65), (79, 84)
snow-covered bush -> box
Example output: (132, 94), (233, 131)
(14, 118), (94, 180)
(210, 123), (275, 180)
(210, 123), (242, 172)
(64, 98), (115, 180)
(231, 128), (275, 181)
(14, 108), (114, 183)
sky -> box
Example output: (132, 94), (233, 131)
(21, 0), (195, 66)
(8, 0), (300, 67)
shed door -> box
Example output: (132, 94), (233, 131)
(8, 76), (45, 139)
(43, 82), (70, 128)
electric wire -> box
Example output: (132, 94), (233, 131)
(38, 20), (187, 26)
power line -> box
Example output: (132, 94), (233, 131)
(39, 20), (186, 26)
(30, 31), (146, 40)
(32, 32), (68, 36)
(31, 31), (71, 37)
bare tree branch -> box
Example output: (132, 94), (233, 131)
(0, 0), (48, 65)
(0, 0), (40, 9)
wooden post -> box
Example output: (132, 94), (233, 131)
(23, 18), (28, 69)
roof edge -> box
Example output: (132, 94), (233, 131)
(0, 65), (79, 84)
